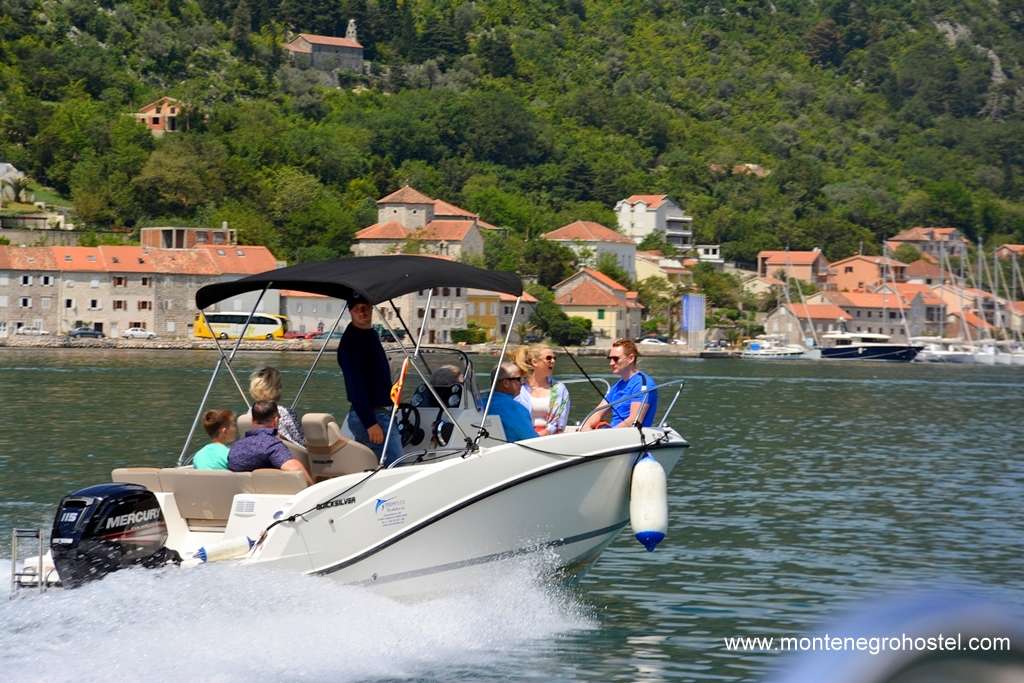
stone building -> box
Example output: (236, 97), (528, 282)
(542, 220), (636, 280)
(284, 22), (364, 71)
(133, 97), (185, 136)
(885, 226), (968, 260)
(0, 244), (279, 338)
(756, 248), (830, 286)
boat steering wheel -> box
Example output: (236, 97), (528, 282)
(396, 402), (423, 446)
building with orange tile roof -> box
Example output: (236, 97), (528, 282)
(0, 244), (280, 338)
(756, 249), (830, 286)
(133, 97), (185, 136)
(465, 290), (539, 342)
(543, 221), (637, 279)
(885, 226), (968, 259)
(614, 194), (694, 249)
(904, 258), (948, 285)
(764, 302), (849, 344)
(354, 185), (491, 259)
(634, 250), (691, 285)
(553, 269), (641, 344)
(284, 23), (363, 71)
(828, 254), (907, 292)
(995, 244), (1024, 260)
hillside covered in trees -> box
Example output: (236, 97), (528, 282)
(3, 0), (1024, 266)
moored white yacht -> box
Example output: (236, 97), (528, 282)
(739, 335), (817, 360)
(11, 256), (688, 597)
(913, 337), (975, 364)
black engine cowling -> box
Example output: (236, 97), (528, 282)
(50, 482), (179, 588)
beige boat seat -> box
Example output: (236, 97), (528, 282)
(303, 413), (378, 478)
(237, 411), (311, 472)
(157, 467), (307, 530)
(112, 467), (164, 491)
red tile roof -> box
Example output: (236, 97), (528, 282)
(1007, 301), (1024, 315)
(1, 245), (276, 275)
(376, 185), (434, 205)
(622, 194), (668, 209)
(581, 267), (628, 291)
(758, 250), (825, 265)
(543, 221), (633, 244)
(355, 221), (409, 239)
(433, 198), (477, 219)
(996, 244), (1024, 256)
(555, 280), (626, 307)
(953, 309), (994, 331)
(785, 303), (849, 320)
(830, 254), (905, 269)
(829, 291), (909, 310)
(888, 283), (944, 306)
(906, 259), (943, 279)
(499, 291), (539, 303)
(413, 220), (474, 242)
(294, 33), (362, 49)
(890, 226), (962, 242)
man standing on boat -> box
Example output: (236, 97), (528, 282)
(337, 294), (403, 465)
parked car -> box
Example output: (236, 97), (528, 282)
(372, 324), (406, 343)
(639, 337), (669, 346)
(15, 326), (50, 336)
(68, 327), (103, 339)
(283, 330), (318, 339)
(122, 327), (156, 339)
(312, 330), (345, 341)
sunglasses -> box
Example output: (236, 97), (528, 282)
(607, 355), (622, 362)
(542, 356), (555, 361)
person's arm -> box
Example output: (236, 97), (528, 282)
(581, 400), (610, 430)
(617, 400), (649, 428)
(280, 458), (313, 485)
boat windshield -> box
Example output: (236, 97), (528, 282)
(387, 347), (478, 409)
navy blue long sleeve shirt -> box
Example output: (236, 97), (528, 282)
(337, 323), (393, 429)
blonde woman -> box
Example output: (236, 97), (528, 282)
(511, 345), (571, 435)
(249, 366), (305, 445)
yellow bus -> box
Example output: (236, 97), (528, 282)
(193, 312), (288, 340)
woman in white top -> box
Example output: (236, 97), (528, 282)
(248, 366), (305, 445)
(511, 345), (571, 435)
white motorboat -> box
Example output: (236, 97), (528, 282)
(739, 335), (816, 360)
(10, 256), (688, 597)
(912, 337), (976, 364)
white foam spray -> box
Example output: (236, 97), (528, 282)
(0, 555), (594, 682)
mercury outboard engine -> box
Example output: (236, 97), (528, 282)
(50, 482), (180, 588)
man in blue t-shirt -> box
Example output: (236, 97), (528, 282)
(481, 362), (536, 442)
(581, 339), (658, 430)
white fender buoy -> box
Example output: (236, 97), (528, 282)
(630, 452), (668, 552)
(194, 536), (254, 563)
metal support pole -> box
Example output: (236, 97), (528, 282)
(475, 295), (521, 447)
(291, 303), (349, 410)
(177, 284), (270, 466)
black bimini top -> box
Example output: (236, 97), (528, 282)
(195, 255), (523, 309)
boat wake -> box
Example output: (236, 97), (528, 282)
(0, 556), (594, 682)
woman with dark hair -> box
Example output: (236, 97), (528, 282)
(581, 339), (658, 430)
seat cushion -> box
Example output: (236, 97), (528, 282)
(111, 467), (164, 491)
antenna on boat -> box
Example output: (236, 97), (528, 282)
(178, 283), (272, 466)
(475, 295), (522, 448)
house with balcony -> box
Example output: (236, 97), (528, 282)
(885, 226), (969, 260)
(756, 249), (830, 286)
(133, 97), (185, 136)
(553, 268), (642, 344)
(614, 194), (694, 250)
(828, 255), (907, 292)
(542, 220), (636, 280)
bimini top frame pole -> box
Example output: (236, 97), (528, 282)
(178, 283), (271, 466)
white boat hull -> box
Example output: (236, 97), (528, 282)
(227, 429), (684, 596)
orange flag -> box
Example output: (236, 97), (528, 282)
(390, 359), (409, 405)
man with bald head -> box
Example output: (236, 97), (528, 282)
(481, 361), (536, 443)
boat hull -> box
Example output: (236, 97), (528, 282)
(821, 345), (922, 362)
(244, 428), (687, 597)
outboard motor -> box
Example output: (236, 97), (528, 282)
(50, 482), (180, 588)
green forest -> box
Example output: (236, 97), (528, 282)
(3, 0), (1024, 267)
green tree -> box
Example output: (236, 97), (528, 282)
(892, 243), (922, 264)
(595, 252), (632, 289)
